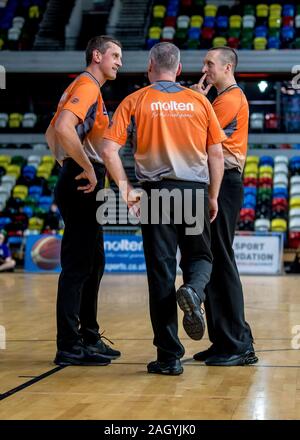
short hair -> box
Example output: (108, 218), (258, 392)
(149, 42), (180, 73)
(208, 46), (238, 71)
(85, 35), (122, 66)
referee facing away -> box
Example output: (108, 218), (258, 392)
(98, 43), (225, 375)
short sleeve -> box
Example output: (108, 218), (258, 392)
(103, 95), (136, 146)
(62, 82), (99, 122)
(206, 102), (227, 147)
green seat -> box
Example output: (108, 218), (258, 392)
(269, 28), (280, 38)
(175, 29), (187, 47)
(228, 28), (241, 39)
(11, 155), (26, 167)
(24, 196), (38, 207)
(294, 37), (300, 49)
(240, 38), (252, 49)
(187, 39), (200, 49)
(244, 5), (255, 15)
(241, 29), (253, 39)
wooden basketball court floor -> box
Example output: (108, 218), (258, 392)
(0, 272), (300, 420)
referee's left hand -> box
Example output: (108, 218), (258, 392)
(209, 197), (218, 223)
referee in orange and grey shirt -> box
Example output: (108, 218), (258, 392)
(191, 47), (258, 366)
(98, 42), (225, 375)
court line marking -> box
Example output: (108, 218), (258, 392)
(0, 366), (66, 401)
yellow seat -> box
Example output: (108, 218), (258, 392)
(213, 37), (227, 47)
(244, 164), (258, 174)
(256, 4), (269, 18)
(148, 26), (162, 39)
(6, 164), (21, 179)
(246, 156), (260, 165)
(0, 155), (11, 167)
(153, 5), (166, 19)
(28, 217), (44, 231)
(271, 218), (287, 232)
(229, 15), (242, 29)
(190, 15), (203, 28)
(254, 37), (267, 50)
(259, 165), (273, 175)
(259, 172), (273, 180)
(290, 197), (300, 209)
(0, 37), (4, 50)
(13, 185), (28, 200)
(8, 113), (23, 128)
(269, 17), (281, 28)
(41, 155), (55, 166)
(243, 172), (257, 179)
(204, 4), (217, 17)
(29, 5), (40, 19)
(270, 4), (282, 16)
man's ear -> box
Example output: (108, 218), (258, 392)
(93, 49), (102, 64)
(148, 58), (153, 72)
(226, 63), (233, 73)
(176, 62), (182, 77)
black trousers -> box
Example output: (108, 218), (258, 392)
(205, 169), (254, 354)
(141, 180), (212, 362)
(54, 158), (106, 351)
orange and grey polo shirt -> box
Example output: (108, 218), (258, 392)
(212, 85), (249, 173)
(104, 81), (226, 183)
(50, 72), (109, 163)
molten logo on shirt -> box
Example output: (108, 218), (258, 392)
(151, 101), (195, 112)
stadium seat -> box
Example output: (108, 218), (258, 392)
(0, 113), (8, 128)
(204, 4), (217, 17)
(8, 113), (23, 128)
(22, 112), (37, 128)
(243, 15), (255, 29)
(177, 15), (189, 29)
(190, 15), (203, 28)
(6, 164), (21, 179)
(13, 185), (28, 200)
(162, 26), (175, 41)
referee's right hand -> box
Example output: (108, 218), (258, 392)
(75, 167), (97, 193)
(209, 197), (218, 223)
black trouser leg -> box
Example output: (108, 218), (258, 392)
(141, 180), (212, 361)
(178, 188), (212, 302)
(205, 170), (254, 354)
(54, 159), (106, 351)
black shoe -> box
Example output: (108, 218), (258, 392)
(147, 359), (183, 376)
(84, 338), (121, 360)
(176, 285), (205, 340)
(193, 345), (218, 361)
(54, 344), (111, 366)
(205, 349), (258, 366)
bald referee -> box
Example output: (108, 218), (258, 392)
(98, 42), (225, 375)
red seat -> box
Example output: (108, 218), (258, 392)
(164, 16), (176, 27)
(265, 113), (279, 129)
(227, 37), (240, 48)
(243, 177), (257, 186)
(240, 208), (255, 221)
(258, 177), (273, 187)
(272, 197), (288, 209)
(289, 231), (300, 249)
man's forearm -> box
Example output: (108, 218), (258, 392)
(208, 144), (224, 199)
(208, 160), (224, 200)
(100, 139), (132, 198)
(55, 125), (93, 172)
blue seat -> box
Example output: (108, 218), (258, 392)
(146, 38), (160, 49)
(188, 27), (201, 40)
(23, 206), (33, 218)
(268, 36), (280, 49)
(204, 17), (215, 28)
(273, 187), (288, 199)
(255, 26), (268, 38)
(216, 16), (228, 29)
(22, 165), (36, 180)
(281, 26), (295, 41)
(259, 156), (274, 167)
(244, 187), (257, 197)
(282, 4), (295, 17)
(0, 217), (11, 229)
(28, 185), (43, 199)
